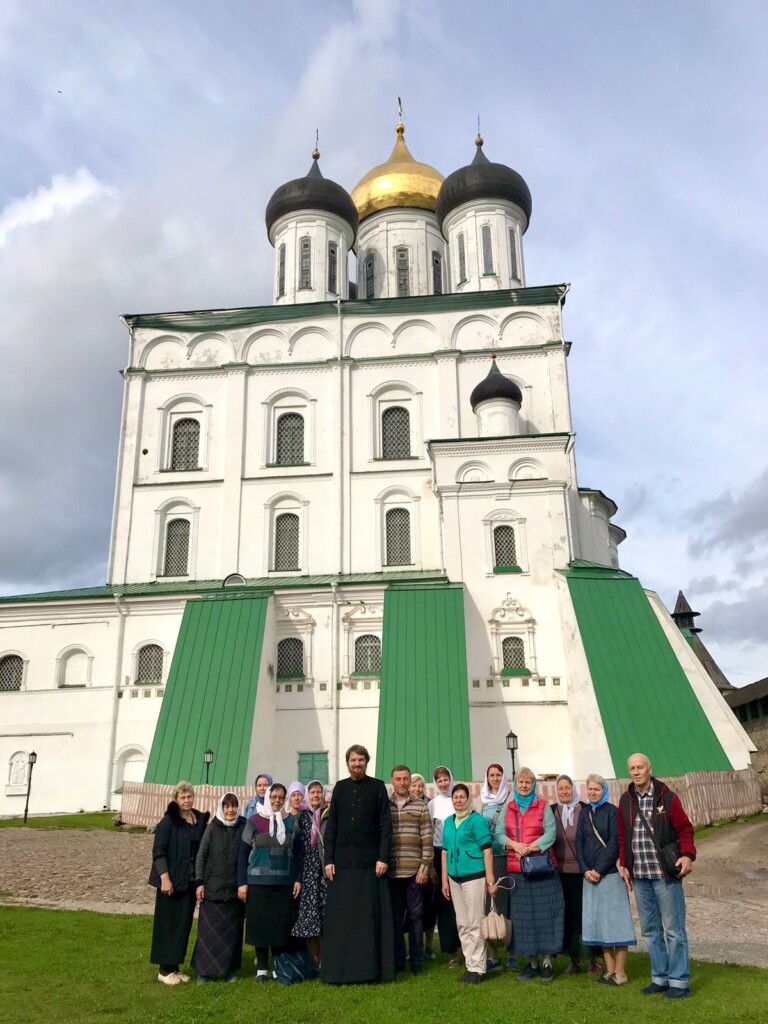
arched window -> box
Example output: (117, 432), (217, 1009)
(274, 513), (300, 571)
(136, 644), (163, 685)
(432, 251), (443, 295)
(57, 648), (90, 688)
(277, 637), (304, 678)
(328, 242), (338, 294)
(509, 228), (519, 281)
(493, 525), (517, 568)
(277, 243), (286, 297)
(299, 237), (312, 289)
(457, 232), (466, 282)
(355, 634), (382, 675)
(364, 253), (375, 299)
(8, 751), (29, 787)
(481, 225), (494, 274)
(0, 655), (23, 692)
(381, 406), (411, 459)
(170, 418), (200, 470)
(163, 518), (190, 576)
(275, 413), (305, 465)
(502, 636), (527, 671)
(385, 507), (411, 565)
(395, 247), (409, 297)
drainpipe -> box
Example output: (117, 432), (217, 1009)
(336, 296), (344, 574)
(330, 580), (340, 783)
(105, 593), (128, 808)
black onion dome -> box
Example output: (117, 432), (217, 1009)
(470, 357), (523, 410)
(265, 153), (359, 239)
(436, 139), (532, 231)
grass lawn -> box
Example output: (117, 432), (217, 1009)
(0, 906), (765, 1024)
(0, 812), (142, 831)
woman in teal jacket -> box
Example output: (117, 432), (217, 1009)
(441, 783), (496, 984)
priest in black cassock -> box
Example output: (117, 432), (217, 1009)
(321, 744), (395, 984)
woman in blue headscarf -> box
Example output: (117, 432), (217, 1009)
(243, 773), (272, 820)
(575, 773), (636, 986)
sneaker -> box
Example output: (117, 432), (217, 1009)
(448, 956), (462, 968)
(224, 972), (238, 983)
(506, 956), (519, 972)
(613, 975), (629, 986)
(176, 972), (191, 983)
(254, 971), (269, 983)
(486, 958), (501, 972)
(517, 964), (540, 981)
(563, 961), (580, 975)
(597, 973), (617, 986)
(424, 948), (436, 961)
(664, 987), (691, 1000)
(459, 971), (481, 984)
(641, 982), (669, 995)
(540, 962), (554, 982)
(588, 961), (603, 976)
(157, 972), (182, 986)
(196, 976), (211, 985)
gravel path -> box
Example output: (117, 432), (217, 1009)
(1, 819), (766, 966)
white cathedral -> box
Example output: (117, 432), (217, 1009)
(0, 120), (754, 816)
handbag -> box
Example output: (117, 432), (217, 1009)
(514, 809), (554, 878)
(273, 950), (319, 985)
(480, 894), (512, 946)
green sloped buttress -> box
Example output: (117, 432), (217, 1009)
(145, 595), (269, 786)
(564, 568), (730, 776)
(375, 584), (472, 780)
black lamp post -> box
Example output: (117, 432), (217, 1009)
(204, 748), (214, 784)
(505, 730), (518, 783)
(23, 751), (37, 824)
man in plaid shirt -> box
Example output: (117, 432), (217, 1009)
(388, 765), (434, 975)
(618, 753), (696, 999)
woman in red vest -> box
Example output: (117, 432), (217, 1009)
(499, 768), (564, 982)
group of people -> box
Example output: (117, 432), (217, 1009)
(148, 748), (696, 998)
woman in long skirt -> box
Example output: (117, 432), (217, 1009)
(291, 780), (328, 965)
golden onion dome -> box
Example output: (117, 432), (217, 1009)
(351, 122), (444, 221)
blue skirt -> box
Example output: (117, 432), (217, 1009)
(581, 872), (637, 947)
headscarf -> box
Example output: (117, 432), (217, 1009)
(258, 786), (286, 843)
(428, 766), (456, 845)
(306, 779), (328, 846)
(480, 763), (509, 807)
(410, 773), (429, 805)
(432, 765), (454, 794)
(285, 781), (308, 814)
(513, 776), (537, 814)
(555, 773), (581, 829)
(250, 772), (273, 815)
(589, 781), (609, 809)
(215, 793), (241, 827)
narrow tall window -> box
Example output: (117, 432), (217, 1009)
(385, 507), (411, 565)
(482, 225), (494, 274)
(277, 637), (304, 678)
(493, 525), (517, 567)
(395, 247), (409, 297)
(0, 655), (23, 692)
(274, 513), (300, 571)
(457, 232), (466, 282)
(502, 636), (526, 671)
(277, 243), (286, 297)
(355, 634), (382, 674)
(432, 251), (443, 295)
(299, 237), (312, 289)
(163, 519), (190, 576)
(328, 242), (338, 294)
(136, 644), (163, 685)
(275, 412), (304, 465)
(508, 228), (519, 281)
(364, 254), (375, 299)
(170, 418), (200, 471)
(381, 406), (411, 459)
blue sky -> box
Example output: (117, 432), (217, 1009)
(1, 1), (766, 685)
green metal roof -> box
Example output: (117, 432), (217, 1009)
(145, 595), (269, 786)
(563, 564), (731, 775)
(123, 284), (567, 332)
(0, 570), (446, 605)
(375, 583), (472, 780)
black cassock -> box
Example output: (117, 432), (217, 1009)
(321, 773), (395, 984)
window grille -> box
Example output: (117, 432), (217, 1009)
(274, 512), (300, 571)
(170, 418), (200, 470)
(355, 634), (382, 674)
(385, 507), (411, 565)
(299, 237), (312, 289)
(381, 406), (410, 459)
(493, 525), (517, 567)
(458, 233), (466, 282)
(277, 637), (304, 677)
(275, 412), (304, 464)
(277, 243), (286, 297)
(163, 518), (190, 576)
(432, 251), (443, 295)
(136, 644), (163, 684)
(0, 655), (23, 692)
(502, 636), (526, 671)
(509, 228), (518, 280)
(395, 247), (409, 297)
(328, 242), (338, 294)
(482, 225), (494, 274)
(364, 254), (375, 299)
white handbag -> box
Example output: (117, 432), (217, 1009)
(480, 894), (512, 946)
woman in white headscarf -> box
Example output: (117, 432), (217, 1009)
(480, 762), (514, 971)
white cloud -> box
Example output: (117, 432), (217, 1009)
(0, 168), (112, 246)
